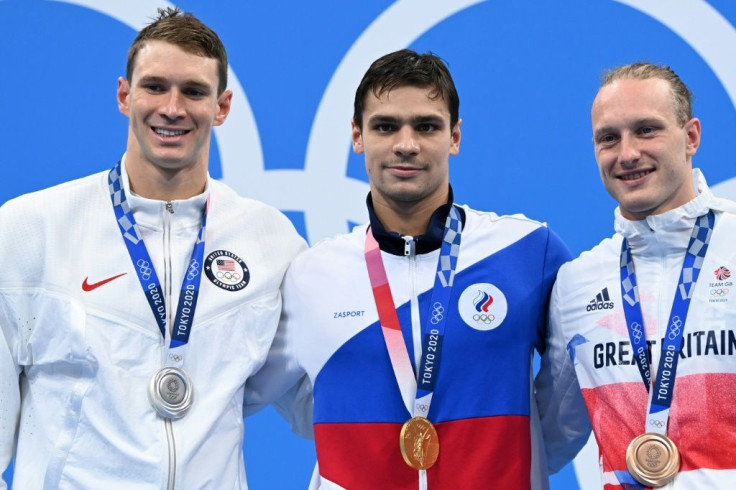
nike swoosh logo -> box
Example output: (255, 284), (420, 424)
(82, 273), (128, 292)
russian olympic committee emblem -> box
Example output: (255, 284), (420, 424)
(458, 283), (508, 331)
(205, 250), (249, 291)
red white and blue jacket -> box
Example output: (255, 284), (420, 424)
(249, 194), (589, 490)
(547, 170), (736, 489)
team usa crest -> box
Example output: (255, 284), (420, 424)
(458, 283), (508, 331)
(205, 250), (249, 291)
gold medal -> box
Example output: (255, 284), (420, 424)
(399, 417), (439, 470)
(626, 433), (680, 487)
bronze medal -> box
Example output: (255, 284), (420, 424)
(626, 433), (680, 487)
(399, 417), (439, 470)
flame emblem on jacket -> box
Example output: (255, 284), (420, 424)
(473, 290), (494, 313)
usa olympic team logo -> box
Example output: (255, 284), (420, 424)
(204, 250), (249, 291)
(458, 283), (508, 331)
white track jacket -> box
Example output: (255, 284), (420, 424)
(0, 159), (306, 489)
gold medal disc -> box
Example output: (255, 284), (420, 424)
(625, 433), (680, 487)
(399, 417), (439, 470)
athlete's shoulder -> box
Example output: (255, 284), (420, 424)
(557, 233), (621, 289)
(208, 179), (304, 239)
(458, 204), (570, 259)
(459, 204), (554, 234)
(288, 224), (365, 273)
(1, 170), (107, 215)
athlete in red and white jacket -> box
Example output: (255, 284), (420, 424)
(547, 171), (736, 489)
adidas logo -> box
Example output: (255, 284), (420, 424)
(586, 287), (615, 311)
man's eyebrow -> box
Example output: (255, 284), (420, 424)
(137, 75), (167, 85)
(366, 114), (444, 125)
(411, 115), (444, 125)
(594, 117), (665, 139)
(593, 126), (616, 139)
(366, 114), (399, 124)
(137, 75), (212, 90)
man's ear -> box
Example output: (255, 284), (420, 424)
(351, 119), (364, 154)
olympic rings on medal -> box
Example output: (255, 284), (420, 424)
(136, 258), (152, 280)
(169, 353), (183, 362)
(473, 313), (495, 324)
(430, 302), (444, 325)
(216, 271), (241, 282)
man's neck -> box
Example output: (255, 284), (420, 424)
(125, 156), (207, 201)
(372, 194), (448, 237)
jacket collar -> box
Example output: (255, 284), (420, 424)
(120, 154), (209, 230)
(366, 186), (465, 256)
(614, 168), (729, 256)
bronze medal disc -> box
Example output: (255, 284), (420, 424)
(625, 433), (680, 487)
(400, 417), (439, 470)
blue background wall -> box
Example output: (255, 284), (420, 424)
(2, 0), (735, 488)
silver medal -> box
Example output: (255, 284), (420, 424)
(148, 367), (194, 419)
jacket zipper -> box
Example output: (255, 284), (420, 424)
(403, 236), (428, 490)
(164, 201), (177, 490)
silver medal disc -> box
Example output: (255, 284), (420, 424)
(148, 367), (194, 419)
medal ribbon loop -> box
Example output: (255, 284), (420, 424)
(109, 162), (208, 368)
(620, 210), (714, 434)
(364, 205), (462, 418)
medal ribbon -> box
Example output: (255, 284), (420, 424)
(364, 205), (462, 418)
(109, 162), (208, 368)
(620, 210), (714, 434)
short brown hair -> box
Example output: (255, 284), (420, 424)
(599, 62), (693, 126)
(353, 49), (459, 130)
(126, 7), (228, 94)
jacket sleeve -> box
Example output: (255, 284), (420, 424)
(0, 306), (21, 489)
(243, 264), (313, 439)
(535, 272), (592, 473)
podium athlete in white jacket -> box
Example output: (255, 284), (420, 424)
(0, 8), (306, 489)
(543, 63), (736, 489)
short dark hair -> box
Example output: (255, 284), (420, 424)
(126, 7), (228, 94)
(353, 49), (459, 129)
(600, 62), (693, 126)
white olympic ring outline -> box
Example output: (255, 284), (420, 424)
(473, 313), (495, 324)
(430, 302), (445, 325)
(668, 316), (683, 340)
(186, 260), (200, 281)
(216, 270), (242, 282)
(136, 258), (152, 281)
(630, 322), (643, 342)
